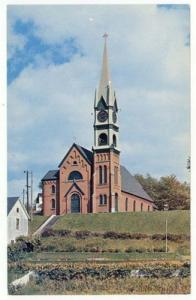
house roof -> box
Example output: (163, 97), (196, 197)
(42, 170), (59, 181)
(7, 197), (30, 218)
(120, 165), (153, 202)
(58, 143), (93, 167)
(7, 197), (19, 215)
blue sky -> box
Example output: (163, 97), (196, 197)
(7, 4), (190, 198)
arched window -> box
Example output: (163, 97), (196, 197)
(113, 134), (117, 147)
(52, 185), (55, 194)
(103, 194), (107, 205)
(148, 205), (150, 211)
(104, 165), (107, 184)
(51, 199), (55, 209)
(73, 160), (77, 165)
(68, 171), (83, 181)
(133, 200), (136, 212)
(141, 203), (143, 212)
(98, 133), (108, 146)
(125, 198), (128, 211)
(99, 166), (103, 184)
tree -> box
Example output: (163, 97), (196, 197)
(135, 173), (190, 210)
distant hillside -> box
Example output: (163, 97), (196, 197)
(53, 210), (190, 235)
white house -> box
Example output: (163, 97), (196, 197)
(7, 197), (30, 244)
(34, 193), (43, 213)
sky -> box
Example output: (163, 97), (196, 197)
(7, 4), (190, 199)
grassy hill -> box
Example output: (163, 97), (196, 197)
(53, 210), (190, 235)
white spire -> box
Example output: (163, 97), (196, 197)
(96, 33), (115, 106)
(98, 33), (110, 96)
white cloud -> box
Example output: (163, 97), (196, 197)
(7, 5), (190, 197)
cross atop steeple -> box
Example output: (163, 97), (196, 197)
(103, 32), (108, 40)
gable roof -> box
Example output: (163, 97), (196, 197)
(64, 181), (85, 197)
(120, 165), (153, 202)
(42, 170), (59, 181)
(7, 197), (30, 218)
(7, 197), (19, 215)
(58, 143), (93, 167)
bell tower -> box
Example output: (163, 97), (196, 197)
(92, 34), (121, 213)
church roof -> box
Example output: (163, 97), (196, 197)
(42, 170), (59, 181)
(75, 144), (93, 164)
(120, 165), (153, 202)
(58, 143), (93, 167)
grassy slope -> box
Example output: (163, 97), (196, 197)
(29, 215), (49, 234)
(53, 210), (190, 234)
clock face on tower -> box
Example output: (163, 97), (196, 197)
(112, 111), (117, 123)
(97, 110), (108, 122)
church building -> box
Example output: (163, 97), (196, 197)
(41, 36), (155, 215)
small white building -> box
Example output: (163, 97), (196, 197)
(7, 197), (30, 244)
(34, 193), (43, 213)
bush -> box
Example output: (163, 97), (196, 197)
(58, 230), (72, 237)
(41, 229), (56, 237)
(8, 237), (41, 262)
(75, 231), (91, 239)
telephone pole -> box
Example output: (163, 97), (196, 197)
(24, 170), (30, 214)
(30, 171), (33, 220)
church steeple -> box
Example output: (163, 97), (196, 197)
(98, 33), (110, 102)
(93, 34), (119, 152)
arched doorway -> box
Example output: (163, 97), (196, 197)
(71, 193), (80, 213)
(115, 193), (118, 212)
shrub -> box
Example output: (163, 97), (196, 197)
(58, 230), (72, 237)
(8, 238), (41, 262)
(75, 230), (91, 239)
(41, 229), (56, 237)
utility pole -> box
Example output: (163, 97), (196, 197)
(165, 218), (168, 253)
(24, 170), (30, 214)
(30, 171), (33, 220)
(164, 203), (169, 253)
(22, 188), (25, 205)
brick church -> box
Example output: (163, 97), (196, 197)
(41, 36), (155, 215)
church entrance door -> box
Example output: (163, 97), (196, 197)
(115, 193), (118, 212)
(71, 193), (80, 213)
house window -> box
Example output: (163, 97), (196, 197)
(16, 207), (19, 213)
(133, 200), (136, 212)
(99, 166), (103, 184)
(68, 171), (83, 181)
(125, 198), (128, 211)
(73, 160), (77, 165)
(16, 218), (19, 230)
(104, 165), (107, 184)
(52, 185), (55, 194)
(51, 199), (55, 209)
(141, 203), (143, 212)
(99, 195), (107, 205)
(114, 166), (118, 185)
(148, 205), (150, 211)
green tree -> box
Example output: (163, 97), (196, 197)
(135, 174), (190, 210)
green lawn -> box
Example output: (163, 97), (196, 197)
(53, 210), (190, 234)
(29, 215), (49, 234)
